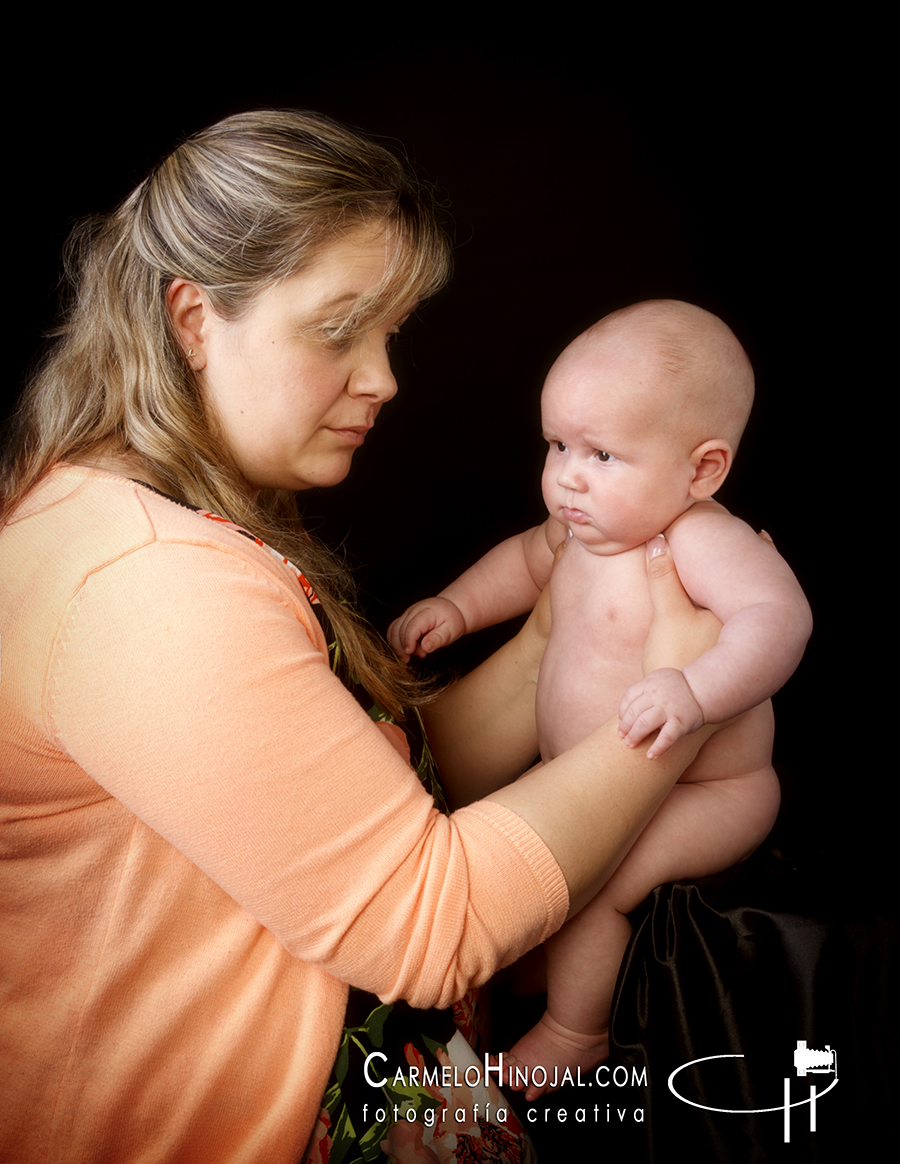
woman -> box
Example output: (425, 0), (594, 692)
(0, 111), (721, 1163)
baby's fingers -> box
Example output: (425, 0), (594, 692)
(386, 616), (406, 656)
(389, 610), (431, 661)
(618, 681), (662, 738)
(619, 703), (667, 748)
(401, 613), (440, 659)
(618, 680), (648, 727)
(645, 719), (688, 759)
(418, 625), (454, 656)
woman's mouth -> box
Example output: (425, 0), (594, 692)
(328, 425), (371, 447)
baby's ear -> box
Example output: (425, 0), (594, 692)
(688, 439), (733, 500)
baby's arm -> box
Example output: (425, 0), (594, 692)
(388, 519), (563, 660)
(619, 505), (812, 756)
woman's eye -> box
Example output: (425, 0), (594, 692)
(321, 330), (354, 353)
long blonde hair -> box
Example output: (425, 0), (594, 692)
(2, 110), (450, 718)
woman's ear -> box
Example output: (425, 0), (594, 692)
(166, 279), (211, 371)
(688, 439), (733, 500)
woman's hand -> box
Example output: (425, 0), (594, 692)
(423, 539), (565, 806)
(513, 535), (564, 672)
(641, 534), (722, 676)
(615, 534), (723, 758)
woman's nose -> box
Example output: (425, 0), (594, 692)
(348, 335), (398, 403)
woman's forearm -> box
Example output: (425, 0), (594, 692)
(485, 717), (713, 916)
(423, 609), (545, 808)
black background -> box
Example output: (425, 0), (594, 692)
(7, 35), (886, 1157)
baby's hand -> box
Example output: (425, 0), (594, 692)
(617, 667), (704, 758)
(387, 598), (467, 662)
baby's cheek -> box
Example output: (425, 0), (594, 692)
(540, 467), (557, 511)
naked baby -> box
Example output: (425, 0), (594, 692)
(389, 300), (812, 1098)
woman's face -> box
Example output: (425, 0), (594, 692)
(195, 227), (407, 496)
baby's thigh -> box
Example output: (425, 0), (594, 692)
(600, 765), (780, 916)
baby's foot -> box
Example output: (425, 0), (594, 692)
(504, 1011), (609, 1101)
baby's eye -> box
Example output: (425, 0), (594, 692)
(595, 450), (616, 463)
(556, 440), (567, 453)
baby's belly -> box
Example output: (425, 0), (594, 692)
(536, 636), (635, 760)
(537, 642), (775, 782)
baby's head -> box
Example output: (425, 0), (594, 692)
(541, 300), (754, 554)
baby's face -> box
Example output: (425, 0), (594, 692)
(540, 339), (696, 554)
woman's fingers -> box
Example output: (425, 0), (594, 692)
(527, 535), (567, 645)
(642, 535), (722, 676)
(644, 534), (693, 618)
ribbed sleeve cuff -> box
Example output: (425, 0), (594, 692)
(456, 801), (570, 943)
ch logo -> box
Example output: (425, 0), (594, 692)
(668, 1040), (838, 1144)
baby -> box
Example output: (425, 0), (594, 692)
(389, 300), (812, 1097)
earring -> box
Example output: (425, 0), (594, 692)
(187, 347), (195, 360)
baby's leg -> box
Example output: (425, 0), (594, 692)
(503, 896), (621, 1099)
(506, 765), (780, 1100)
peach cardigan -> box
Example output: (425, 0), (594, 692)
(0, 466), (568, 1163)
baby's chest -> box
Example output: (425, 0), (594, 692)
(536, 547), (654, 754)
(551, 543), (653, 663)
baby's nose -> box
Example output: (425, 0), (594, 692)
(557, 464), (585, 490)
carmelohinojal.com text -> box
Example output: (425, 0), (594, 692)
(363, 1051), (647, 1127)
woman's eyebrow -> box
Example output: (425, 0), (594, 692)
(302, 292), (360, 320)
(297, 292), (365, 328)
(318, 292), (361, 310)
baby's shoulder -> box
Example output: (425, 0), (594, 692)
(663, 500), (785, 615)
(665, 499), (751, 552)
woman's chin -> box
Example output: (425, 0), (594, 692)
(294, 457), (357, 492)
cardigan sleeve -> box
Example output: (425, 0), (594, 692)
(44, 535), (568, 1009)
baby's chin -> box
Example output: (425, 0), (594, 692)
(566, 524), (650, 556)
